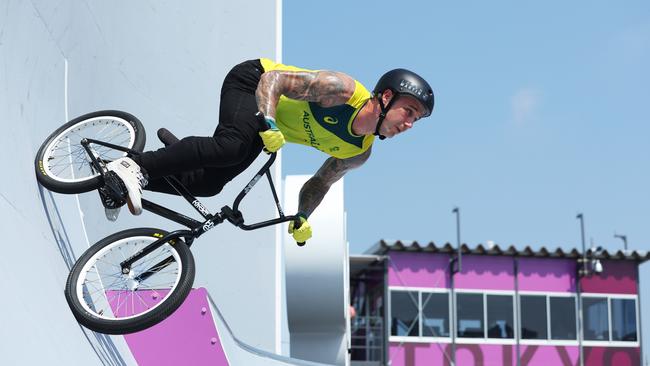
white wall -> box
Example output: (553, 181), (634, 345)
(0, 0), (281, 363)
(284, 175), (350, 365)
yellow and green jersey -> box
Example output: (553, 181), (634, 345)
(260, 58), (374, 159)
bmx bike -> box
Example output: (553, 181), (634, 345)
(34, 110), (304, 334)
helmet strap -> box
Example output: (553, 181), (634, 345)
(374, 91), (398, 140)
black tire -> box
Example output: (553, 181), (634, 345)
(35, 110), (146, 194)
(65, 228), (195, 334)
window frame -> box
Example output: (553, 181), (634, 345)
(455, 289), (517, 345)
(387, 287), (639, 347)
(518, 290), (579, 346)
(581, 293), (640, 347)
(421, 289), (452, 339)
(548, 295), (578, 341)
(388, 286), (451, 343)
(388, 287), (421, 338)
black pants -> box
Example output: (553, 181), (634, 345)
(132, 59), (265, 197)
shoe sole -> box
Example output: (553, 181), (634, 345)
(126, 196), (141, 215)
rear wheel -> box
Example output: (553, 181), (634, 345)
(35, 110), (146, 194)
(65, 228), (195, 334)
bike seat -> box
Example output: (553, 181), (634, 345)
(157, 128), (180, 146)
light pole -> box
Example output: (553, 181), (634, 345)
(576, 213), (586, 366)
(452, 207), (461, 273)
(614, 233), (628, 251)
(577, 214), (587, 276)
(450, 207), (462, 366)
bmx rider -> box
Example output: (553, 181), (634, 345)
(104, 58), (435, 243)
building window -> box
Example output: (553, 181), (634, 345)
(486, 294), (514, 339)
(422, 292), (449, 337)
(520, 295), (547, 339)
(457, 293), (484, 338)
(550, 297), (576, 340)
(390, 291), (419, 337)
(583, 297), (609, 341)
(611, 298), (637, 342)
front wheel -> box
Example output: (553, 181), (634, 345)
(35, 110), (146, 194)
(65, 228), (195, 334)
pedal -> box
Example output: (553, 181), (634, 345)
(98, 171), (127, 209)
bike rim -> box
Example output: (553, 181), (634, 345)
(42, 116), (136, 183)
(75, 236), (183, 321)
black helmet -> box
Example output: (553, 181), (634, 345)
(373, 68), (434, 117)
(372, 69), (434, 140)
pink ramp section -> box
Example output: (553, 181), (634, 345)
(108, 287), (228, 366)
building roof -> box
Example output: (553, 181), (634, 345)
(349, 255), (386, 278)
(365, 240), (650, 263)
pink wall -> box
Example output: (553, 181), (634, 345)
(455, 255), (515, 291)
(519, 345), (579, 366)
(386, 252), (641, 365)
(388, 343), (640, 366)
(388, 252), (449, 288)
(388, 253), (517, 290)
(584, 346), (640, 366)
(388, 253), (638, 295)
(388, 343), (515, 366)
(518, 258), (576, 292)
(580, 260), (637, 294)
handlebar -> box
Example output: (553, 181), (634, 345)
(293, 216), (306, 247)
(256, 112), (304, 246)
(154, 114), (307, 247)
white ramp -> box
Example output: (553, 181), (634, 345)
(284, 176), (351, 365)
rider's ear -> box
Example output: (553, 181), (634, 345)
(381, 89), (394, 105)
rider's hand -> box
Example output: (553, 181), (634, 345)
(288, 212), (312, 243)
(258, 116), (285, 153)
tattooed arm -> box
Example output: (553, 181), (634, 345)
(298, 147), (372, 218)
(256, 70), (356, 118)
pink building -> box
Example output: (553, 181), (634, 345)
(349, 241), (649, 366)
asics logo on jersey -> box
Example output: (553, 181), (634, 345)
(323, 116), (338, 124)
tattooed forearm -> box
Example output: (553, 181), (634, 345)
(298, 148), (371, 217)
(298, 177), (329, 218)
(256, 70), (282, 118)
(255, 70), (356, 118)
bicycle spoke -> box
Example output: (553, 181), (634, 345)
(113, 291), (130, 317)
(43, 116), (136, 183)
(75, 233), (184, 321)
(133, 291), (152, 312)
(94, 122), (112, 140)
(136, 282), (176, 289)
(84, 276), (127, 298)
(95, 257), (122, 268)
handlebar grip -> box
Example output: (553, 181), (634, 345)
(293, 216), (306, 247)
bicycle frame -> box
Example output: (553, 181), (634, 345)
(80, 137), (301, 277)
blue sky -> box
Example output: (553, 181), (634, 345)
(282, 0), (649, 256)
(283, 0), (650, 356)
